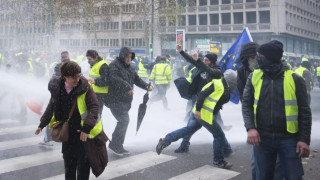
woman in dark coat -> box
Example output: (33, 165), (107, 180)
(35, 61), (102, 179)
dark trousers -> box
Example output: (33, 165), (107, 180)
(150, 84), (169, 109)
(63, 153), (90, 180)
(110, 108), (130, 148)
(254, 136), (303, 180)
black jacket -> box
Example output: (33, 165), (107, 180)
(179, 51), (222, 97)
(108, 47), (148, 111)
(242, 65), (312, 145)
(237, 65), (252, 102)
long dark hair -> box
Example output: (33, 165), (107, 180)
(86, 50), (103, 61)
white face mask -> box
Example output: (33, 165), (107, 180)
(248, 60), (258, 71)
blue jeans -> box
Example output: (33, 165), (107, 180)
(164, 113), (231, 162)
(164, 111), (202, 146)
(252, 146), (284, 180)
(196, 116), (231, 162)
(254, 136), (304, 180)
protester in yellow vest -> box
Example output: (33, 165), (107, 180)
(0, 53), (4, 66)
(137, 57), (148, 81)
(316, 65), (320, 88)
(86, 50), (109, 116)
(149, 56), (172, 110)
(242, 40), (311, 180)
(35, 61), (107, 179)
(294, 61), (313, 105)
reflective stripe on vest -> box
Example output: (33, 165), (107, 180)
(294, 66), (307, 80)
(192, 79), (224, 125)
(186, 67), (196, 83)
(317, 67), (320, 76)
(251, 69), (298, 134)
(49, 91), (103, 139)
(138, 60), (148, 77)
(89, 60), (109, 94)
(149, 63), (172, 84)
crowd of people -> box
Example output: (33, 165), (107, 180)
(0, 39), (316, 179)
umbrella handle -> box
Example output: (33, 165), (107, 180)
(147, 82), (151, 94)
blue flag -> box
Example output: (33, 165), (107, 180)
(219, 28), (253, 72)
(218, 28), (253, 104)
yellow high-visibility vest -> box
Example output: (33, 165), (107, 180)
(149, 63), (172, 84)
(317, 67), (320, 77)
(49, 91), (103, 139)
(138, 58), (148, 78)
(0, 53), (4, 64)
(251, 69), (298, 133)
(89, 60), (109, 94)
(192, 79), (224, 125)
(294, 66), (307, 79)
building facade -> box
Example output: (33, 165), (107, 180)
(156, 0), (320, 61)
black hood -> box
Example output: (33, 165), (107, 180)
(118, 47), (135, 64)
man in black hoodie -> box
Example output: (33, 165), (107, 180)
(108, 47), (152, 155)
(242, 40), (311, 180)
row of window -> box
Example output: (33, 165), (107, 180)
(60, 22), (120, 32)
(286, 2), (320, 22)
(287, 0), (320, 16)
(121, 39), (147, 48)
(286, 11), (320, 34)
(59, 38), (147, 48)
(161, 0), (265, 8)
(0, 26), (46, 35)
(60, 39), (120, 48)
(122, 21), (144, 30)
(160, 11), (270, 26)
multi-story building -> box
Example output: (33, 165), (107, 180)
(156, 0), (320, 61)
(0, 0), (52, 52)
(55, 1), (150, 58)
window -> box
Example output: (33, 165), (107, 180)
(246, 0), (256, 2)
(199, 0), (207, 6)
(178, 15), (186, 26)
(189, 15), (196, 25)
(222, 13), (231, 24)
(260, 11), (270, 23)
(177, 0), (186, 7)
(246, 12), (256, 23)
(222, 0), (231, 4)
(210, 14), (219, 25)
(188, 0), (197, 6)
(210, 0), (218, 5)
(234, 12), (243, 24)
(199, 14), (207, 25)
(234, 0), (243, 3)
(159, 17), (166, 26)
(168, 17), (176, 26)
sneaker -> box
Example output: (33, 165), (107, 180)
(39, 141), (53, 146)
(156, 138), (167, 155)
(213, 160), (233, 169)
(109, 143), (130, 156)
(174, 142), (190, 153)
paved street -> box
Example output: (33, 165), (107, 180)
(0, 86), (319, 180)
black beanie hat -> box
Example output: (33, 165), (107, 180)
(205, 53), (218, 64)
(257, 40), (284, 64)
(240, 42), (259, 66)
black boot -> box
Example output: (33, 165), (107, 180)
(174, 141), (190, 153)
